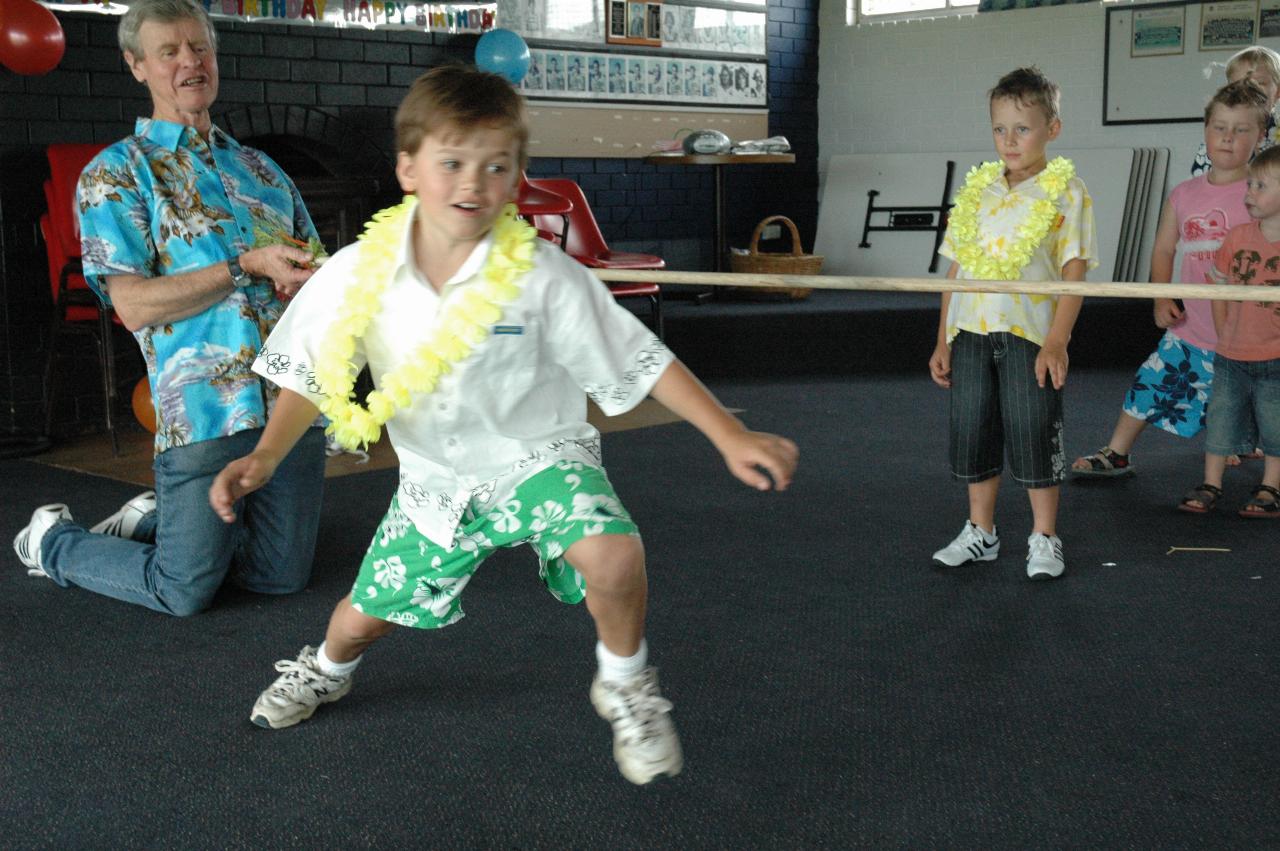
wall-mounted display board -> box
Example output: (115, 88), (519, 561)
(606, 0), (662, 45)
(522, 49), (765, 105)
(44, 0), (500, 33)
(1105, 0), (1280, 124)
(496, 0), (765, 55)
(526, 102), (767, 156)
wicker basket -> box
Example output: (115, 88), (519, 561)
(728, 215), (821, 299)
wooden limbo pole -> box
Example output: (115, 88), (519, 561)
(592, 269), (1271, 302)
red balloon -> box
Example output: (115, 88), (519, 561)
(0, 0), (66, 76)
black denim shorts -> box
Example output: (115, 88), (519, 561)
(948, 331), (1065, 488)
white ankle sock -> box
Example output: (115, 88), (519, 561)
(315, 641), (361, 677)
(596, 639), (648, 684)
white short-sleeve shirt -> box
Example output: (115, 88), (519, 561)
(254, 199), (673, 548)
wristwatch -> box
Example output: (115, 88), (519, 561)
(227, 254), (252, 288)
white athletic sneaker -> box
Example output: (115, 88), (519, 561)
(13, 504), (73, 578)
(1026, 533), (1065, 580)
(250, 646), (354, 729)
(590, 667), (683, 785)
(90, 490), (156, 538)
(931, 521), (1000, 567)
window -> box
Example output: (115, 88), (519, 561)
(853, 0), (978, 24)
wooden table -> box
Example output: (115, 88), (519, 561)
(645, 153), (796, 272)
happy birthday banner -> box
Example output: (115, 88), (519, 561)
(43, 0), (500, 33)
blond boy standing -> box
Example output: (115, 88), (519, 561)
(928, 67), (1098, 579)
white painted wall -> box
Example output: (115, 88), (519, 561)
(817, 3), (1205, 185)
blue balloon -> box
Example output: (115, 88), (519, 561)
(475, 28), (531, 85)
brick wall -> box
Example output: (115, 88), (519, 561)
(0, 1), (818, 438)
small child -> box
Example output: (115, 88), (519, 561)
(1179, 146), (1280, 516)
(1072, 80), (1269, 478)
(928, 67), (1098, 580)
(208, 66), (798, 785)
(1191, 46), (1280, 177)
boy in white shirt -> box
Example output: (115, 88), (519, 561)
(208, 65), (797, 785)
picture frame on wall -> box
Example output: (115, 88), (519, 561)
(607, 0), (661, 46)
(1131, 5), (1185, 57)
(1199, 0), (1258, 50)
(1261, 0), (1280, 38)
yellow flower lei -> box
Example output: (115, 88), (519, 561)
(948, 157), (1074, 280)
(314, 196), (536, 450)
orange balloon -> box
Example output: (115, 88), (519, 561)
(132, 377), (156, 434)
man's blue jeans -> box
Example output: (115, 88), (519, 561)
(40, 427), (326, 616)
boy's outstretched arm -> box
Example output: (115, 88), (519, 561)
(648, 360), (798, 491)
(209, 387), (322, 522)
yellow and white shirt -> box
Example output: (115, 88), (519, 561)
(940, 172), (1098, 345)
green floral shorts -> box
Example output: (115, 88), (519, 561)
(350, 461), (639, 629)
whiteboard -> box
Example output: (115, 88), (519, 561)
(1105, 1), (1280, 125)
(814, 149), (1145, 282)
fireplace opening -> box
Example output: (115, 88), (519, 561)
(219, 106), (397, 253)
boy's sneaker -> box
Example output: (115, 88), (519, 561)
(13, 504), (72, 578)
(90, 490), (156, 538)
(1026, 533), (1065, 580)
(250, 645), (354, 729)
(932, 521), (1000, 567)
(590, 667), (683, 785)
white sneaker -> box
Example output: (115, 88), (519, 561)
(932, 521), (1000, 567)
(590, 667), (683, 785)
(90, 490), (156, 538)
(13, 504), (72, 578)
(1026, 533), (1065, 580)
(250, 645), (354, 729)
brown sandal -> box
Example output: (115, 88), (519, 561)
(1178, 483), (1222, 514)
(1071, 446), (1134, 479)
(1239, 484), (1280, 519)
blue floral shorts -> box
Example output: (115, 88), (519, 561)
(1122, 331), (1215, 438)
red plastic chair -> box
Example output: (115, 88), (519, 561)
(515, 172), (572, 250)
(42, 142), (124, 453)
(526, 178), (664, 339)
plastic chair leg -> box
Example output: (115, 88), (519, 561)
(41, 312), (62, 439)
(97, 307), (119, 456)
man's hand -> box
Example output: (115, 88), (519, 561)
(928, 341), (952, 388)
(1035, 340), (1069, 389)
(241, 244), (318, 299)
(1153, 297), (1184, 329)
(718, 430), (799, 491)
(209, 451), (280, 522)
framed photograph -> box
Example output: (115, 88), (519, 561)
(1131, 6), (1185, 57)
(1261, 0), (1280, 38)
(607, 0), (660, 46)
(646, 58), (664, 95)
(646, 2), (661, 40)
(566, 53), (586, 93)
(608, 57), (626, 94)
(588, 55), (606, 93)
(1200, 0), (1257, 51)
(608, 0), (625, 38)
